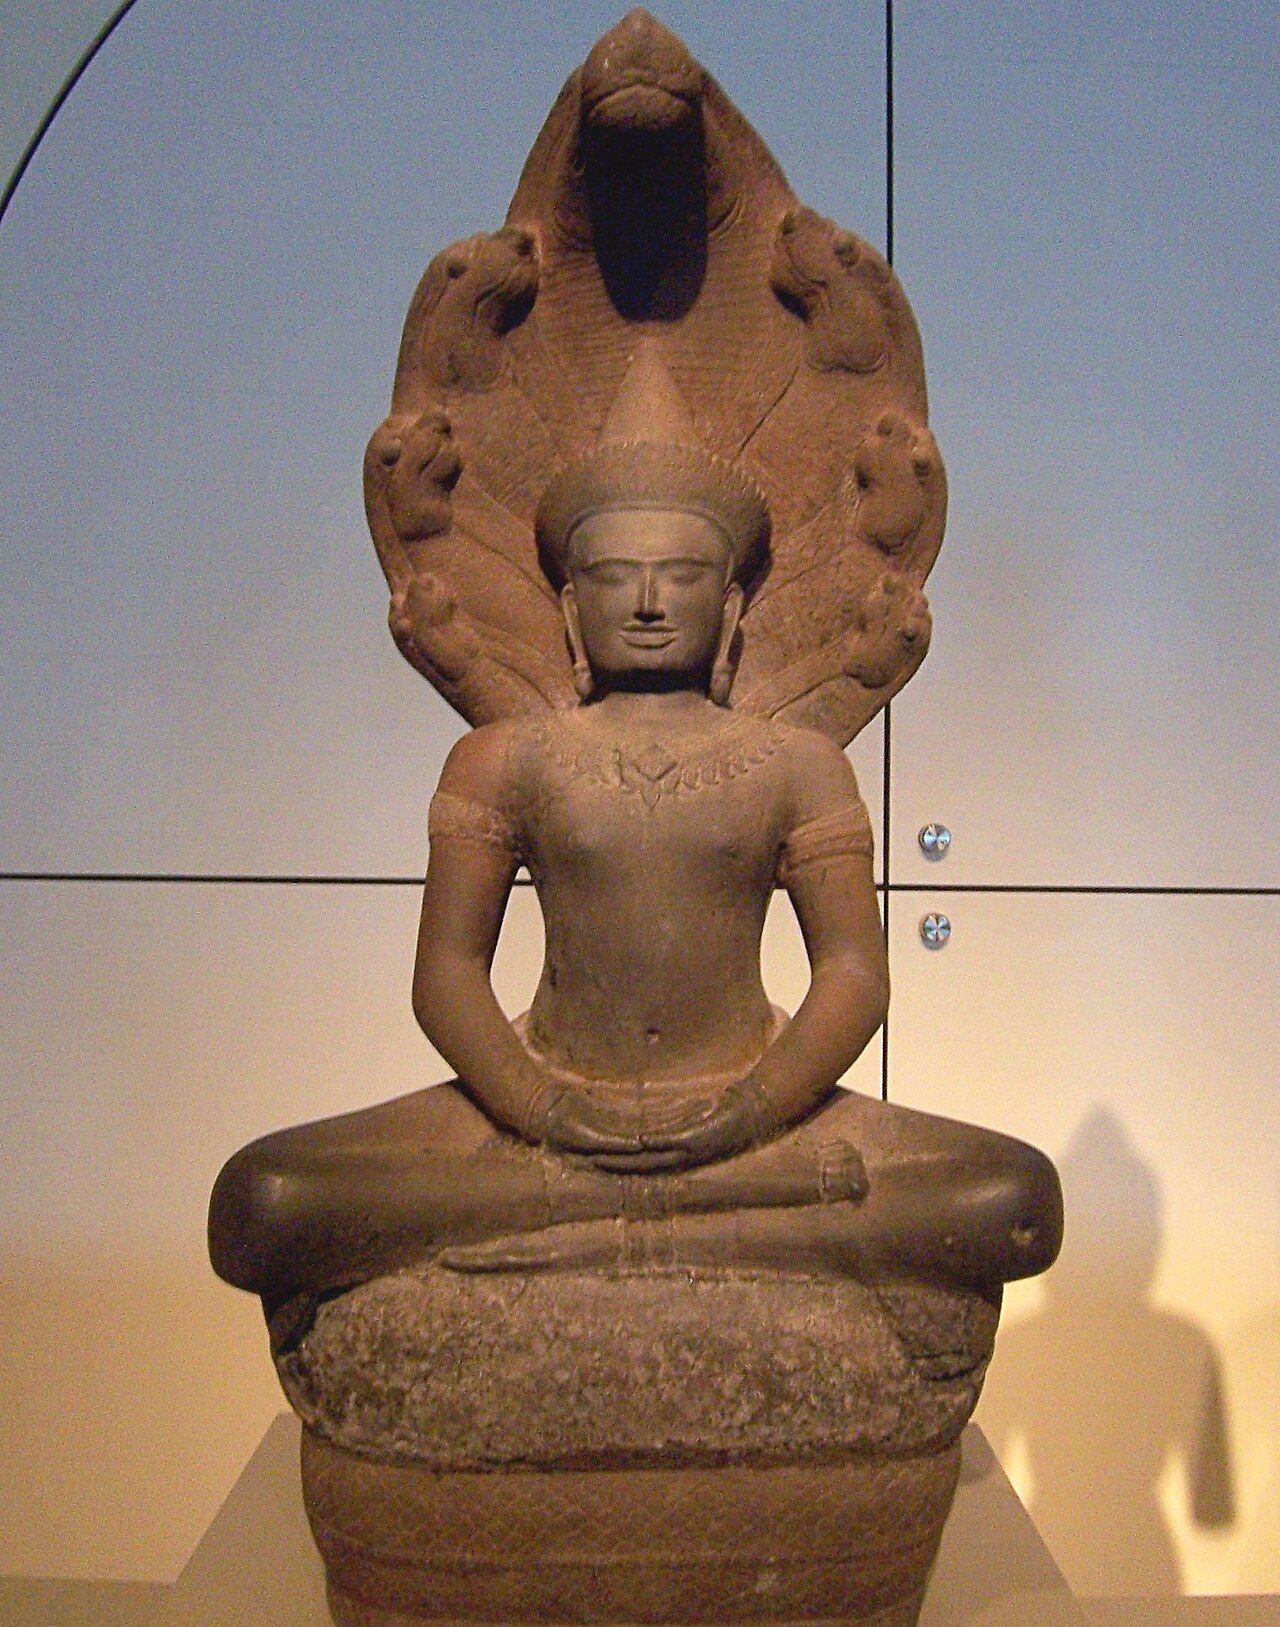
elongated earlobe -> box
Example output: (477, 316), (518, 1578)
(561, 585), (594, 702)
(710, 583), (745, 706)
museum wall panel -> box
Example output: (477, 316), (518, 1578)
(886, 894), (1280, 1597)
(0, 0), (115, 205)
(2, 0), (1276, 1604)
(881, 4), (1279, 1595)
(888, 0), (1280, 888)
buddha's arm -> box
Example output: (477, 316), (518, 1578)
(411, 726), (551, 1136)
(412, 834), (554, 1140)
(751, 847), (888, 1126)
(744, 728), (889, 1127)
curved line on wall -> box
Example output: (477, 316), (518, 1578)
(0, 0), (146, 227)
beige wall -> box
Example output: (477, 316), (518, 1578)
(890, 894), (1279, 1595)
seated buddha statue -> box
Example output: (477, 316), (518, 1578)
(209, 354), (1061, 1340)
(208, 25), (1064, 1625)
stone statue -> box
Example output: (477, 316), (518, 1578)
(209, 15), (1062, 1627)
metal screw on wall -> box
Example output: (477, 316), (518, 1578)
(918, 823), (952, 859)
(920, 912), (951, 950)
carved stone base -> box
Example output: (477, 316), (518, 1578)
(281, 1264), (996, 1627)
(303, 1428), (961, 1627)
(278, 1265), (998, 1468)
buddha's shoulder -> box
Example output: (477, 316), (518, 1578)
(760, 717), (863, 809)
(438, 717), (527, 802)
(757, 715), (854, 770)
(454, 709), (604, 788)
(739, 713), (833, 749)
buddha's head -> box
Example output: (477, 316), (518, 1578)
(536, 348), (769, 702)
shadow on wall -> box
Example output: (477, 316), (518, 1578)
(1220, 1190), (1280, 1592)
(979, 1107), (1234, 1595)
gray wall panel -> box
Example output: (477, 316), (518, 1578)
(889, 2), (1279, 888)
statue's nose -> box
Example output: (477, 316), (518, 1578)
(636, 569), (663, 619)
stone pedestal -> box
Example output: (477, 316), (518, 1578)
(307, 1431), (959, 1627)
(151, 1415), (1077, 1627)
(275, 1263), (1003, 1627)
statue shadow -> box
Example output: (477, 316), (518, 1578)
(977, 1107), (1234, 1594)
(1219, 1189), (1280, 1591)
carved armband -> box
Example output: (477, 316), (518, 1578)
(776, 801), (874, 884)
(428, 791), (522, 858)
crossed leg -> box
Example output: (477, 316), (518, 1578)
(211, 1079), (1060, 1317)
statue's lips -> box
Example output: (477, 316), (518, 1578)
(619, 628), (678, 648)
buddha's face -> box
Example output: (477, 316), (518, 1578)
(564, 507), (740, 690)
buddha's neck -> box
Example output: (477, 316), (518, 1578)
(588, 688), (714, 726)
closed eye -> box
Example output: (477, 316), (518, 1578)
(663, 565), (718, 586)
(581, 564), (635, 588)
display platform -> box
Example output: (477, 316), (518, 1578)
(966, 1594), (1280, 1625)
(7, 1425), (1275, 1626)
(0, 1576), (165, 1625)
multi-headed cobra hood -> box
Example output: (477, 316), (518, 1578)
(365, 9), (946, 743)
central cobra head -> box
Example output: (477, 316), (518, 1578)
(580, 9), (705, 134)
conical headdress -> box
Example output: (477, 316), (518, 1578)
(535, 346), (771, 587)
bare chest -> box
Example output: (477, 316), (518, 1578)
(517, 714), (791, 890)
